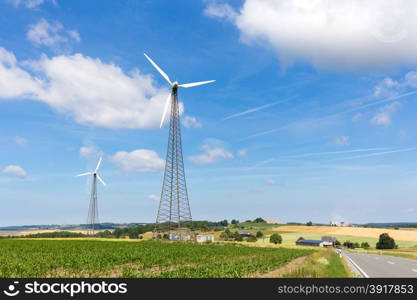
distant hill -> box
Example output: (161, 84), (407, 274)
(364, 222), (417, 228)
(0, 222), (148, 231)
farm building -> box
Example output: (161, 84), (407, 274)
(321, 236), (336, 247)
(296, 237), (324, 247)
(196, 234), (214, 243)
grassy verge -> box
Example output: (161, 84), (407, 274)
(281, 248), (352, 278)
(349, 247), (417, 261)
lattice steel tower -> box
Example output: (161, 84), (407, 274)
(155, 87), (192, 232)
(76, 156), (106, 235)
(143, 53), (215, 235)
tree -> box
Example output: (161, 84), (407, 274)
(376, 233), (396, 249)
(254, 217), (266, 223)
(233, 231), (243, 241)
(256, 231), (264, 238)
(306, 221), (313, 226)
(219, 232), (228, 240)
(335, 240), (341, 246)
(231, 219), (239, 225)
(361, 242), (370, 249)
(270, 233), (282, 244)
(343, 241), (354, 249)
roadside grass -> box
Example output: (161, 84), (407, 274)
(281, 248), (352, 278)
(349, 247), (417, 261)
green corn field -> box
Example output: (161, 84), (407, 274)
(0, 239), (313, 278)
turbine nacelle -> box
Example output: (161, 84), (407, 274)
(144, 53), (215, 128)
(75, 156), (106, 186)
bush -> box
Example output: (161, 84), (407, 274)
(306, 221), (313, 226)
(270, 233), (282, 244)
(376, 233), (396, 249)
(246, 236), (257, 242)
(334, 240), (341, 246)
(256, 231), (264, 238)
(361, 242), (370, 249)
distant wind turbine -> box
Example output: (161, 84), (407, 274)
(76, 156), (106, 234)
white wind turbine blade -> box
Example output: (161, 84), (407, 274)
(178, 80), (215, 88)
(97, 174), (106, 186)
(144, 53), (172, 86)
(76, 172), (93, 177)
(95, 156), (103, 172)
(160, 92), (172, 128)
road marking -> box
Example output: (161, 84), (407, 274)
(387, 261), (395, 265)
(412, 269), (417, 273)
(343, 253), (370, 278)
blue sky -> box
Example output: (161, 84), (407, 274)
(1, 0), (417, 226)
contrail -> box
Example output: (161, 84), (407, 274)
(327, 147), (417, 162)
(287, 148), (391, 158)
(240, 90), (417, 140)
(223, 98), (291, 121)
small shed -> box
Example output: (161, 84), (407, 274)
(196, 234), (214, 243)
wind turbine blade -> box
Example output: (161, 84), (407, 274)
(95, 156), (103, 172)
(160, 92), (172, 128)
(76, 172), (92, 177)
(144, 53), (172, 86)
(97, 174), (106, 186)
(178, 80), (215, 88)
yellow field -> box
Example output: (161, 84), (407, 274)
(274, 226), (417, 243)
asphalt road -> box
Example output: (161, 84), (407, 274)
(341, 250), (417, 278)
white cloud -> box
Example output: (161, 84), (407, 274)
(182, 115), (202, 128)
(204, 1), (238, 21)
(206, 0), (417, 69)
(110, 149), (165, 173)
(15, 136), (28, 146)
(374, 71), (417, 98)
(265, 179), (277, 185)
(148, 194), (160, 201)
(189, 139), (233, 164)
(330, 136), (350, 146)
(27, 19), (80, 49)
(9, 0), (50, 8)
(2, 165), (27, 178)
(237, 149), (248, 157)
(371, 101), (401, 127)
(79, 146), (101, 158)
(0, 47), (170, 129)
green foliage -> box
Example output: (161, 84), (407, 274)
(376, 233), (396, 249)
(0, 240), (313, 278)
(231, 219), (239, 225)
(361, 242), (370, 249)
(253, 217), (266, 223)
(18, 231), (86, 238)
(233, 231), (243, 241)
(255, 231), (264, 238)
(334, 240), (341, 246)
(270, 233), (282, 244)
(306, 221), (313, 226)
(246, 236), (257, 242)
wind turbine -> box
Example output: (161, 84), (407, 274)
(76, 156), (106, 235)
(144, 53), (215, 237)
